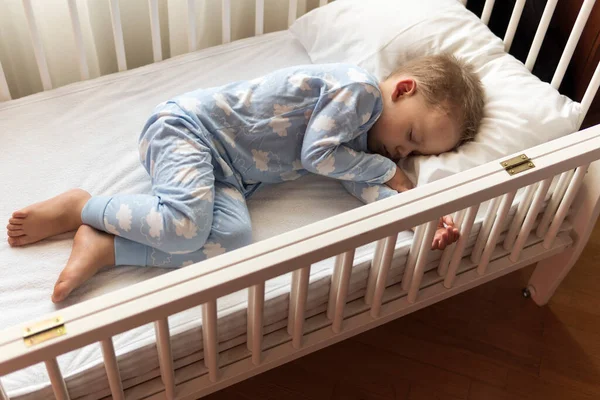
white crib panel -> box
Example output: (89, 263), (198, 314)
(148, 0), (163, 62)
(0, 380), (8, 400)
(401, 224), (425, 291)
(407, 220), (438, 303)
(537, 170), (574, 237)
(551, 0), (597, 89)
(288, 266), (311, 348)
(187, 0), (198, 52)
(319, 0), (328, 6)
(370, 234), (399, 318)
(22, 0), (52, 90)
(108, 0), (128, 72)
(580, 62), (600, 127)
(503, 0), (526, 52)
(100, 338), (125, 400)
(510, 177), (553, 262)
(247, 282), (265, 365)
(525, 0), (559, 71)
(154, 319), (176, 399)
(329, 250), (355, 332)
(504, 183), (538, 250)
(255, 0), (265, 35)
(288, 0), (298, 27)
(471, 196), (501, 264)
(481, 0), (496, 25)
(437, 209), (466, 277)
(45, 358), (70, 400)
(0, 60), (10, 101)
(222, 0), (232, 44)
(444, 205), (480, 288)
(202, 300), (220, 382)
(67, 0), (90, 81)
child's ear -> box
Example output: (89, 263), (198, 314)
(392, 79), (417, 100)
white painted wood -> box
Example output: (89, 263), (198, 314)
(222, 0), (231, 44)
(402, 224), (425, 291)
(45, 358), (70, 400)
(503, 0), (526, 52)
(543, 164), (589, 249)
(187, 0), (198, 52)
(504, 183), (537, 250)
(288, 0), (298, 27)
(148, 0), (163, 62)
(537, 171), (574, 238)
(288, 266), (310, 348)
(510, 177), (552, 262)
(370, 235), (399, 318)
(407, 220), (438, 303)
(481, 0), (496, 25)
(329, 250), (355, 332)
(477, 191), (517, 274)
(551, 0), (596, 89)
(365, 238), (387, 304)
(22, 0), (52, 90)
(255, 0), (265, 35)
(154, 319), (175, 399)
(579, 62), (600, 127)
(525, 0), (559, 71)
(319, 0), (328, 6)
(108, 0), (128, 71)
(67, 0), (90, 80)
(0, 380), (9, 400)
(0, 60), (10, 101)
(202, 300), (219, 382)
(471, 196), (501, 264)
(444, 205), (480, 288)
(100, 338), (125, 400)
(437, 209), (466, 277)
(247, 282), (265, 365)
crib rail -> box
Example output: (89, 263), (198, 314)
(1, 124), (600, 399)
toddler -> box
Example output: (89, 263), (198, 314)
(6, 54), (484, 302)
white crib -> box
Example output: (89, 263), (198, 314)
(1, 0), (600, 399)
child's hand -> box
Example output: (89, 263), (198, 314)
(432, 215), (460, 250)
(385, 166), (414, 193)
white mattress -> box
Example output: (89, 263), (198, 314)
(0, 31), (571, 400)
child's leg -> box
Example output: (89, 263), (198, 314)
(51, 182), (252, 302)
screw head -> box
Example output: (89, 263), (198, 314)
(509, 169), (515, 174)
(521, 155), (527, 159)
(502, 162), (508, 167)
(528, 163), (534, 167)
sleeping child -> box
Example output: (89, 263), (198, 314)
(6, 54), (484, 303)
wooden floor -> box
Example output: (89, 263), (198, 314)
(205, 218), (600, 400)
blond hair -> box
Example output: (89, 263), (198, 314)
(389, 54), (484, 148)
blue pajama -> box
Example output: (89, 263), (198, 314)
(81, 64), (399, 267)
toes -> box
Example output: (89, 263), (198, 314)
(52, 281), (72, 303)
(12, 210), (28, 218)
(7, 236), (31, 247)
(8, 218), (24, 225)
(7, 230), (25, 237)
(7, 224), (23, 231)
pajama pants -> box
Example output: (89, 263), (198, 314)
(81, 107), (253, 268)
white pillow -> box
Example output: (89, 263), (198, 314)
(290, 0), (581, 186)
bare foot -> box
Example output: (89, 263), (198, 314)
(7, 188), (91, 247)
(52, 225), (115, 303)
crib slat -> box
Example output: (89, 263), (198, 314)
(22, 0), (52, 90)
(319, 0), (328, 6)
(187, 0), (197, 52)
(100, 338), (125, 400)
(444, 205), (480, 288)
(108, 0), (128, 72)
(509, 177), (552, 262)
(477, 191), (517, 275)
(288, 266), (310, 348)
(67, 0), (90, 80)
(481, 0), (496, 25)
(401, 224), (425, 291)
(45, 358), (70, 400)
(579, 62), (600, 128)
(0, 380), (9, 400)
(255, 0), (265, 35)
(471, 196), (501, 264)
(365, 238), (387, 304)
(0, 60), (10, 102)
(536, 171), (574, 238)
(247, 282), (265, 365)
(288, 0), (298, 27)
(148, 0), (163, 62)
(544, 164), (589, 249)
(328, 250), (355, 332)
(407, 220), (438, 303)
(503, 0), (526, 52)
(551, 0), (596, 89)
(504, 183), (538, 250)
(370, 235), (398, 318)
(437, 209), (466, 277)
(525, 0), (558, 71)
(202, 300), (219, 382)
(222, 0), (231, 44)
(154, 319), (176, 399)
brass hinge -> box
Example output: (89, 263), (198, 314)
(23, 316), (66, 347)
(500, 154), (535, 176)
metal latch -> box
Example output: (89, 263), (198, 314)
(501, 154), (535, 176)
(23, 316), (66, 347)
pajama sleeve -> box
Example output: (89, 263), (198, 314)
(300, 83), (397, 184)
(341, 181), (399, 204)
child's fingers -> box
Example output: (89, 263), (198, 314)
(442, 215), (455, 227)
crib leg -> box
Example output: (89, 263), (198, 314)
(527, 161), (600, 306)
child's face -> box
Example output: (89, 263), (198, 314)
(368, 78), (461, 162)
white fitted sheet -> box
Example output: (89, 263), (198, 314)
(0, 30), (571, 400)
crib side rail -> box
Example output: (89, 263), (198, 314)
(0, 125), (599, 382)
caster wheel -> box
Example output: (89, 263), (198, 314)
(522, 288), (531, 298)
